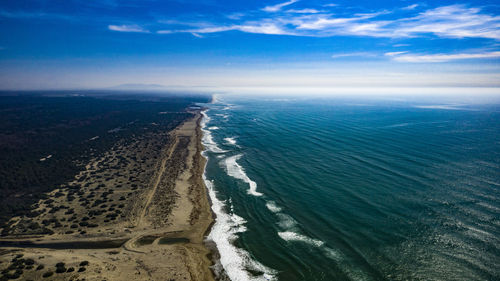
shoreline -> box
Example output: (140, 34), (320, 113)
(199, 109), (231, 281)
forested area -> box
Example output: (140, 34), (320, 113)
(0, 91), (209, 226)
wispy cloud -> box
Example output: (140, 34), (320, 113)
(386, 51), (500, 62)
(331, 52), (378, 58)
(394, 5), (500, 39)
(402, 4), (419, 10)
(385, 51), (408, 57)
(155, 4), (500, 40)
(158, 22), (290, 35)
(286, 9), (322, 14)
(262, 0), (299, 12)
(108, 24), (149, 33)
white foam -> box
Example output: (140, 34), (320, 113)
(224, 154), (263, 196)
(323, 247), (342, 261)
(278, 231), (325, 247)
(215, 113), (229, 119)
(323, 247), (372, 281)
(224, 137), (238, 146)
(276, 213), (298, 229)
(201, 111), (227, 153)
(204, 178), (276, 281)
(268, 201), (327, 252)
(209, 126), (219, 130)
(265, 201), (282, 213)
(201, 111), (276, 281)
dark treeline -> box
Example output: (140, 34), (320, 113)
(0, 91), (210, 226)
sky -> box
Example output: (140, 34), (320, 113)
(0, 0), (500, 92)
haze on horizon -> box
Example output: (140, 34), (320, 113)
(1, 0), (500, 94)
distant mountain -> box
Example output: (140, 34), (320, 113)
(110, 83), (167, 90)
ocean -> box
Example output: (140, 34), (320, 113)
(200, 95), (500, 281)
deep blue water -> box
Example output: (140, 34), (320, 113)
(200, 96), (500, 281)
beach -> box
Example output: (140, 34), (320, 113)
(0, 112), (215, 280)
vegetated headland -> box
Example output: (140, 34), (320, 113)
(0, 91), (215, 280)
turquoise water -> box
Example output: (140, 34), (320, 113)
(200, 96), (500, 281)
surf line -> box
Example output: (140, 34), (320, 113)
(201, 109), (276, 281)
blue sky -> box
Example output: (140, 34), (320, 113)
(0, 0), (499, 91)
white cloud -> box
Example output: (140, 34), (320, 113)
(262, 0), (299, 12)
(286, 9), (321, 14)
(237, 23), (289, 35)
(108, 24), (149, 33)
(393, 5), (500, 39)
(155, 4), (500, 41)
(158, 22), (290, 35)
(402, 4), (419, 10)
(388, 51), (500, 62)
(385, 51), (408, 56)
(226, 13), (245, 20)
(331, 52), (377, 58)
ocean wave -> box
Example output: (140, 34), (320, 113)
(268, 201), (324, 249)
(384, 123), (410, 128)
(224, 137), (238, 146)
(323, 247), (372, 281)
(276, 213), (298, 229)
(209, 126), (219, 130)
(201, 111), (227, 153)
(223, 154), (263, 196)
(204, 177), (276, 281)
(215, 113), (230, 120)
(202, 110), (276, 281)
(265, 201), (282, 213)
(278, 231), (324, 247)
(323, 247), (342, 261)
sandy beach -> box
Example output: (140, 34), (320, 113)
(0, 112), (215, 280)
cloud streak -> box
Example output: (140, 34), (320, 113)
(108, 24), (149, 33)
(262, 0), (299, 12)
(387, 51), (500, 62)
(155, 4), (500, 40)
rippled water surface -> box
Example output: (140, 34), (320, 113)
(200, 96), (500, 281)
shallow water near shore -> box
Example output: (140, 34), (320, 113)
(201, 96), (500, 281)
